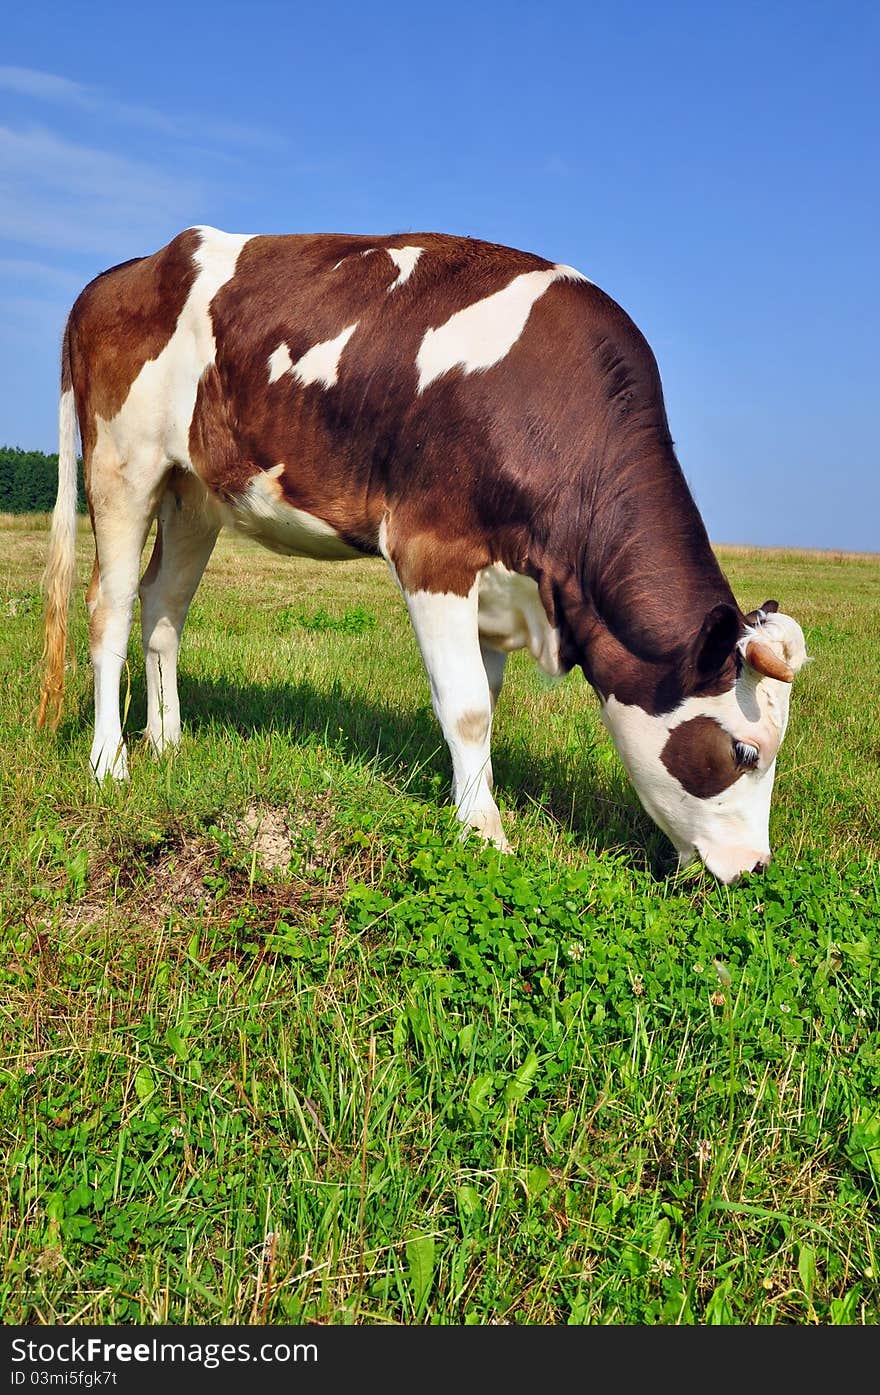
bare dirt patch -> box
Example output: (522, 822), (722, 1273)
(240, 804), (292, 874)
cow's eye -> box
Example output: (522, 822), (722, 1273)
(733, 740), (759, 768)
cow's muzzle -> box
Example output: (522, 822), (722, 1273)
(698, 843), (772, 885)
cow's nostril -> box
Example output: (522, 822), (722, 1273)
(751, 859), (768, 875)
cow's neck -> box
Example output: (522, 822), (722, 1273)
(545, 444), (739, 711)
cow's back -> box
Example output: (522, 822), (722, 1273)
(67, 225), (672, 575)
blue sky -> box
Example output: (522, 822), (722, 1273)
(1, 0), (877, 550)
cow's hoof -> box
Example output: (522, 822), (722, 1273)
(91, 744), (129, 782)
(147, 730), (181, 759)
(461, 807), (512, 853)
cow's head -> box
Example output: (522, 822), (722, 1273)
(599, 602), (808, 882)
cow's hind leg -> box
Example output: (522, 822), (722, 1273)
(139, 471), (220, 755)
(87, 453), (165, 780)
(405, 584), (510, 851)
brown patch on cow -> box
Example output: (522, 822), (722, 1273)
(660, 715), (743, 798)
(457, 709), (490, 744)
(188, 363), (255, 501)
(67, 229), (201, 463)
(389, 525), (491, 596)
(555, 574), (739, 715)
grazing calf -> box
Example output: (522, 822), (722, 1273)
(38, 227), (806, 881)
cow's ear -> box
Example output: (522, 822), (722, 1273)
(692, 602), (740, 679)
(743, 597), (780, 626)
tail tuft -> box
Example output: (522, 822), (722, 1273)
(38, 338), (79, 731)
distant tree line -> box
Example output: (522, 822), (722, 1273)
(0, 446), (86, 513)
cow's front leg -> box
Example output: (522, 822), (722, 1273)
(404, 583), (510, 851)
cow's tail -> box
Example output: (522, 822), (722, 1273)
(37, 324), (79, 731)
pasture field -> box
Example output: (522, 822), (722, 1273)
(0, 515), (878, 1325)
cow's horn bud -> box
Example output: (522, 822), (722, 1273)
(745, 640), (794, 683)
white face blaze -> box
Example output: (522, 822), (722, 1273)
(600, 613), (808, 882)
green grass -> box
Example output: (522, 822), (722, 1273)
(1, 517), (878, 1324)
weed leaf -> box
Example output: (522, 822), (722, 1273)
(405, 1235), (435, 1314)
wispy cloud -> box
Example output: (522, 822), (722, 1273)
(0, 256), (85, 291)
(0, 64), (278, 149)
(0, 63), (277, 405)
(0, 67), (87, 104)
(0, 125), (206, 257)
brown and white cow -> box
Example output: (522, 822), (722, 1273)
(38, 226), (807, 882)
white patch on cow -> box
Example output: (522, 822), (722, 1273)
(555, 263), (591, 284)
(221, 463), (361, 560)
(190, 227), (254, 356)
(267, 342), (293, 383)
(291, 322), (359, 388)
(476, 564), (562, 675)
(377, 515), (397, 581)
(332, 248), (377, 271)
(386, 245), (423, 289)
(92, 225), (252, 476)
(416, 263), (583, 392)
(600, 612), (807, 882)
